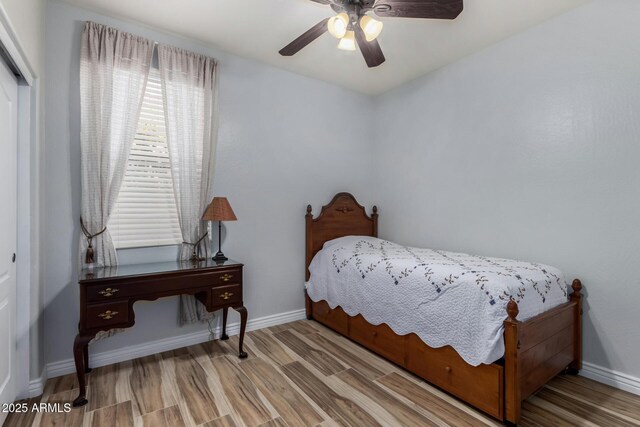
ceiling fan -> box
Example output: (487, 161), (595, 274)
(279, 0), (464, 68)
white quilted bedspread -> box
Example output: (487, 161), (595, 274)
(306, 236), (569, 366)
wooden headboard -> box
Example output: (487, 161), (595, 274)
(305, 193), (378, 281)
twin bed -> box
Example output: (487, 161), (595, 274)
(304, 193), (583, 426)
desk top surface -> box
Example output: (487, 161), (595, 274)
(79, 258), (242, 283)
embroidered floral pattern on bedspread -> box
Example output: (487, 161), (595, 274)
(330, 239), (567, 305)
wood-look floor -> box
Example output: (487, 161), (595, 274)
(5, 320), (640, 427)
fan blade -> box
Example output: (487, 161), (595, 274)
(309, 0), (333, 4)
(354, 25), (385, 68)
(374, 0), (463, 19)
(279, 18), (330, 56)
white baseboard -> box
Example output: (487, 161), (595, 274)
(46, 308), (306, 379)
(581, 362), (640, 396)
(26, 377), (44, 398)
(15, 370), (45, 399)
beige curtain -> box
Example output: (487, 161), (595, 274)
(79, 21), (154, 268)
(158, 44), (220, 324)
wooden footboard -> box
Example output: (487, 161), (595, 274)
(503, 279), (583, 425)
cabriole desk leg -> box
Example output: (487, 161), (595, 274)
(221, 307), (229, 340)
(73, 334), (94, 407)
(235, 306), (248, 359)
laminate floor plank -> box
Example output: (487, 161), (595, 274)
(267, 322), (296, 335)
(220, 335), (258, 361)
(140, 405), (185, 427)
(183, 345), (239, 421)
(303, 332), (386, 381)
(294, 319), (328, 334)
(526, 395), (601, 427)
(289, 321), (320, 336)
(158, 347), (209, 427)
(87, 363), (119, 412)
(247, 329), (296, 366)
(555, 374), (640, 406)
(535, 387), (639, 427)
(3, 397), (42, 427)
(202, 414), (238, 427)
(336, 368), (441, 427)
(197, 339), (229, 359)
(257, 418), (288, 427)
(44, 374), (78, 396)
(549, 375), (640, 421)
(274, 330), (345, 376)
(8, 320), (640, 427)
(376, 372), (487, 427)
(239, 357), (323, 427)
(326, 373), (424, 426)
(212, 356), (272, 427)
(404, 375), (501, 426)
(281, 361), (382, 426)
(129, 355), (171, 415)
(171, 348), (221, 425)
(302, 322), (401, 376)
(520, 400), (580, 427)
(33, 390), (83, 427)
(90, 401), (134, 427)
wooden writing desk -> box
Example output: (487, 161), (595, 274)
(73, 258), (247, 407)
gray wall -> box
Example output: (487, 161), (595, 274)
(44, 1), (375, 366)
(373, 0), (640, 378)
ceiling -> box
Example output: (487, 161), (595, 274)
(59, 0), (586, 94)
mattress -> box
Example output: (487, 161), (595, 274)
(306, 236), (569, 366)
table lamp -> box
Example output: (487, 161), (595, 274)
(202, 197), (237, 262)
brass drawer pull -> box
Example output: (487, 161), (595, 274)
(220, 273), (233, 282)
(220, 291), (234, 300)
(98, 310), (118, 320)
(98, 288), (119, 297)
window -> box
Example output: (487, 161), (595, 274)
(108, 68), (183, 248)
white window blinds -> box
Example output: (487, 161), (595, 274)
(108, 68), (183, 249)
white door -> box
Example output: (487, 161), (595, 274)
(0, 56), (18, 425)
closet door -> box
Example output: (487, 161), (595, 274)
(0, 55), (18, 423)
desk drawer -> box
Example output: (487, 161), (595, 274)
(85, 266), (243, 302)
(210, 284), (242, 308)
(209, 267), (242, 286)
(86, 285), (126, 302)
(86, 301), (130, 330)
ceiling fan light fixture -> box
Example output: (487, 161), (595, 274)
(360, 15), (384, 42)
(327, 12), (349, 39)
(337, 30), (356, 51)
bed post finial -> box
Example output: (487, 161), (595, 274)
(372, 206), (378, 237)
(569, 278), (583, 373)
(507, 298), (519, 321)
(571, 279), (582, 297)
(504, 297), (521, 424)
(306, 205), (312, 216)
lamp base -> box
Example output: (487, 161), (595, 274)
(212, 251), (228, 262)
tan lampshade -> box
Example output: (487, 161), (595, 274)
(202, 197), (237, 221)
